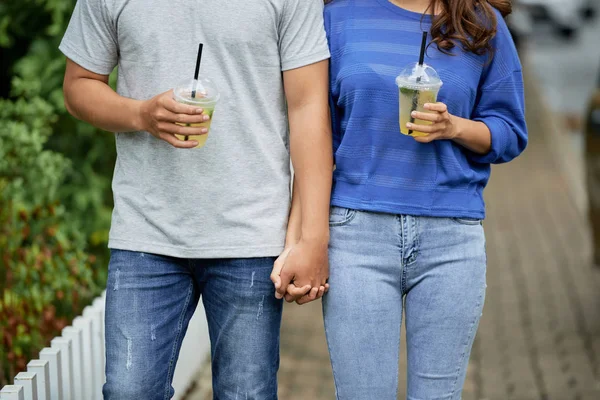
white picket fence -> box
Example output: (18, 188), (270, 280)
(0, 291), (211, 400)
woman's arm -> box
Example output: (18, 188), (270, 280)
(406, 18), (527, 163)
(451, 117), (492, 155)
(406, 70), (527, 164)
(407, 102), (493, 155)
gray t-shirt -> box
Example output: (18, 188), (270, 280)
(60, 0), (329, 258)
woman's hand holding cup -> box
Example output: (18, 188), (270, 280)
(406, 102), (463, 143)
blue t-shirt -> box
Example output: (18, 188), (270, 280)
(325, 0), (528, 219)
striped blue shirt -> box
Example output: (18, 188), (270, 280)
(325, 0), (527, 219)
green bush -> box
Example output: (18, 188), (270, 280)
(1, 0), (115, 384)
(1, 0), (116, 258)
(0, 97), (103, 383)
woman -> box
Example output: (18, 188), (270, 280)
(320, 0), (527, 399)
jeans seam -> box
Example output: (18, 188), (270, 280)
(323, 318), (342, 400)
(163, 281), (194, 400)
(448, 285), (485, 399)
(407, 216), (420, 265)
(323, 297), (342, 400)
(414, 217), (420, 259)
(397, 215), (407, 295)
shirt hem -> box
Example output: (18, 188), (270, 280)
(59, 41), (116, 75)
(281, 49), (331, 71)
(331, 196), (486, 220)
(108, 238), (285, 259)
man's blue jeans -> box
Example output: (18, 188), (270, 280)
(102, 250), (282, 400)
(323, 207), (487, 400)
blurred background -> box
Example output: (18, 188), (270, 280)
(1, 1), (600, 399)
(0, 0), (114, 387)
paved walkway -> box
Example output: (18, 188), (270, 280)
(184, 76), (600, 399)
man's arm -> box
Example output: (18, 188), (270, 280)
(274, 59), (333, 304)
(271, 178), (312, 298)
(63, 59), (208, 148)
(286, 178), (303, 248)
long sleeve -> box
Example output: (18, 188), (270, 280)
(470, 70), (528, 164)
(468, 17), (528, 164)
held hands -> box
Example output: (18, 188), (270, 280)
(270, 238), (330, 305)
(406, 102), (461, 143)
(139, 90), (210, 148)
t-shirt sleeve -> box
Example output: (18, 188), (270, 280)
(278, 0), (331, 71)
(59, 0), (118, 75)
(468, 16), (528, 164)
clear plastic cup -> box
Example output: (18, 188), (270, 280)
(395, 63), (443, 137)
(173, 77), (220, 148)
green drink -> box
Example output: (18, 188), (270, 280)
(173, 77), (220, 148)
(398, 86), (439, 137)
(396, 63), (442, 137)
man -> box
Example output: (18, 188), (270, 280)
(60, 0), (332, 398)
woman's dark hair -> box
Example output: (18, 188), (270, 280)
(325, 0), (512, 56)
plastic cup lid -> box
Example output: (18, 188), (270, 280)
(395, 62), (443, 90)
(174, 77), (220, 104)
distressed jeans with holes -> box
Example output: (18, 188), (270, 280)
(323, 207), (487, 400)
(102, 250), (282, 400)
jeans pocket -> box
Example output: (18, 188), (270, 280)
(452, 217), (483, 226)
(329, 206), (357, 226)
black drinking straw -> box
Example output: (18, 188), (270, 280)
(192, 43), (203, 99)
(184, 43), (203, 141)
(408, 32), (428, 135)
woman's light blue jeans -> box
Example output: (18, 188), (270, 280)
(323, 207), (487, 400)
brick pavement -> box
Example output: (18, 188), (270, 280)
(184, 76), (600, 399)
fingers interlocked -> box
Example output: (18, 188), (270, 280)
(270, 246), (329, 305)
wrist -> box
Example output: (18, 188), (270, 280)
(300, 229), (330, 247)
(285, 234), (301, 248)
(451, 115), (466, 141)
(132, 100), (146, 132)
